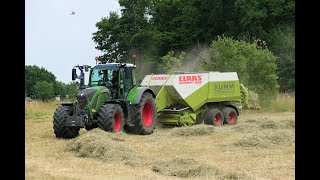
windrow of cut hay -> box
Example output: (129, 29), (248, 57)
(167, 116), (294, 149)
(232, 117), (295, 148)
(65, 129), (142, 166)
(231, 117), (295, 133)
(169, 124), (218, 136)
(150, 158), (249, 179)
(66, 128), (251, 179)
(233, 130), (294, 148)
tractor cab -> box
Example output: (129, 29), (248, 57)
(88, 63), (136, 99)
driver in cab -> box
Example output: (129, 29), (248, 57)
(111, 70), (118, 98)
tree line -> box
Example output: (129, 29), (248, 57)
(25, 65), (78, 101)
(92, 0), (294, 104)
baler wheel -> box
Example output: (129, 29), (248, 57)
(222, 107), (238, 125)
(53, 106), (80, 139)
(124, 92), (157, 135)
(97, 104), (124, 132)
(204, 109), (224, 126)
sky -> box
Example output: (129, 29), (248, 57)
(25, 0), (121, 84)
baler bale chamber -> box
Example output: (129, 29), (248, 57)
(140, 71), (259, 126)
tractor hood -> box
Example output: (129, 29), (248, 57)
(77, 89), (97, 109)
(76, 86), (109, 109)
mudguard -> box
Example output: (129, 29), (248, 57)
(127, 86), (156, 105)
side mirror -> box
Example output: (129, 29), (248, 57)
(84, 65), (89, 72)
(72, 68), (77, 80)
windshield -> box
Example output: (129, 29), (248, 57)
(89, 68), (117, 87)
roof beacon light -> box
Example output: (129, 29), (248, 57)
(132, 54), (136, 65)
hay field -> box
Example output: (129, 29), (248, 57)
(26, 101), (295, 179)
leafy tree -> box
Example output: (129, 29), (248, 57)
(234, 0), (295, 40)
(65, 82), (79, 99)
(93, 12), (123, 63)
(53, 81), (67, 98)
(93, 0), (153, 63)
(92, 0), (294, 92)
(34, 81), (54, 101)
(25, 65), (56, 98)
(267, 26), (295, 92)
(205, 36), (279, 104)
(161, 50), (185, 73)
(159, 36), (279, 105)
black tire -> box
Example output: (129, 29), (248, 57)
(125, 92), (157, 135)
(97, 104), (124, 132)
(85, 122), (98, 131)
(194, 113), (203, 125)
(53, 106), (80, 139)
(222, 107), (238, 125)
(204, 109), (224, 126)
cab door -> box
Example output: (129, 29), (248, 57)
(119, 67), (135, 99)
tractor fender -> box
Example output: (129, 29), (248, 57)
(127, 86), (156, 105)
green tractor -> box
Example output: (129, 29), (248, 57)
(53, 55), (157, 139)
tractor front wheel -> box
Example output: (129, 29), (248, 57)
(53, 106), (80, 139)
(97, 104), (124, 132)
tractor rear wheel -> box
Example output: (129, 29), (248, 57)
(222, 107), (238, 125)
(204, 109), (224, 126)
(53, 106), (80, 139)
(97, 104), (124, 132)
(125, 92), (156, 135)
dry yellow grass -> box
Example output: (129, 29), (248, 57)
(264, 92), (295, 112)
(25, 101), (60, 119)
(26, 102), (295, 179)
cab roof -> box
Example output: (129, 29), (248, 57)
(94, 63), (136, 70)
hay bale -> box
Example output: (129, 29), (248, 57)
(248, 91), (260, 107)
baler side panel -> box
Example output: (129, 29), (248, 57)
(207, 80), (241, 102)
(183, 83), (209, 111)
(207, 72), (241, 103)
(155, 86), (175, 113)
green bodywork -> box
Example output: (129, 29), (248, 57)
(84, 86), (109, 119)
(72, 63), (154, 125)
(157, 112), (197, 126)
(153, 76), (256, 126)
